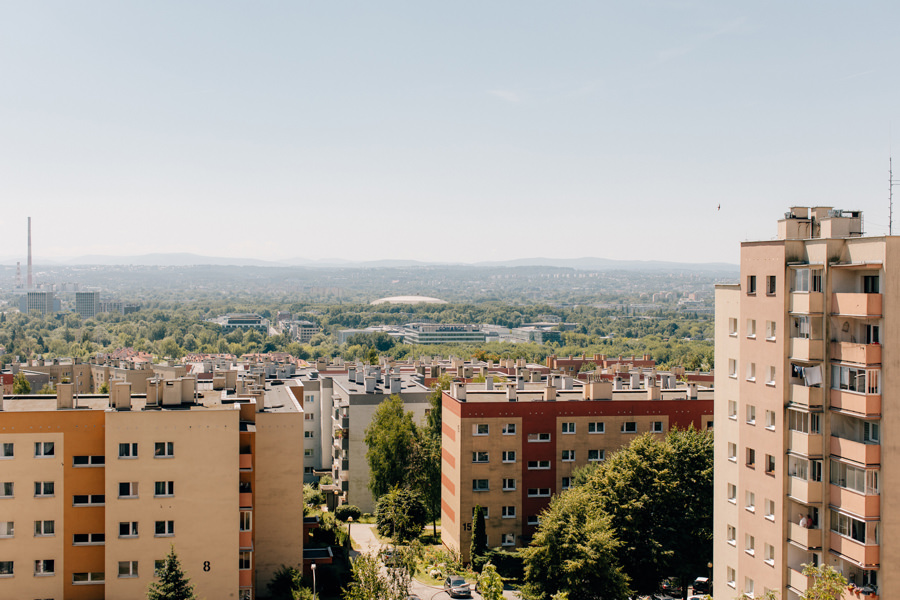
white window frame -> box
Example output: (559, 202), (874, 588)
(118, 560), (138, 578)
(118, 443), (138, 459)
(502, 478), (516, 491)
(34, 520), (54, 537)
(154, 442), (174, 458)
(473, 424), (489, 436)
(34, 442), (55, 458)
(154, 520), (174, 537)
(501, 506), (516, 518)
(588, 422), (605, 434)
(502, 423), (516, 435)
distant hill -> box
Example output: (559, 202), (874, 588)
(1, 253), (738, 272)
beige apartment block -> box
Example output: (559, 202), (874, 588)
(714, 207), (886, 599)
(0, 379), (303, 600)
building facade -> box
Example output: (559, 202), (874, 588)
(75, 292), (100, 319)
(441, 376), (713, 562)
(714, 207), (885, 598)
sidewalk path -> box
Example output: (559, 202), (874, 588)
(347, 522), (383, 557)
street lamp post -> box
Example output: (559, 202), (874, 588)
(347, 516), (353, 549)
(311, 563), (317, 599)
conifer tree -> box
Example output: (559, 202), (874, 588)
(471, 504), (487, 562)
(147, 546), (197, 600)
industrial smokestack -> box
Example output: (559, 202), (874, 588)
(27, 217), (32, 289)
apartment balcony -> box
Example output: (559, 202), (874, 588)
(831, 342), (882, 365)
(788, 477), (822, 504)
(788, 567), (812, 593)
(830, 531), (879, 567)
(239, 569), (253, 587)
(239, 492), (253, 508)
(791, 383), (823, 409)
(830, 484), (880, 518)
(239, 530), (253, 549)
(790, 337), (824, 361)
(791, 291), (824, 314)
(830, 389), (881, 418)
(788, 522), (822, 550)
(789, 430), (823, 457)
(239, 453), (253, 471)
(832, 293), (882, 318)
(830, 436), (881, 466)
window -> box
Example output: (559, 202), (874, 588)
(502, 479), (516, 491)
(588, 449), (605, 461)
(744, 578), (755, 596)
(304, 413), (314, 421)
(72, 572), (105, 584)
(34, 442), (54, 458)
(764, 543), (775, 565)
(745, 491), (756, 512)
(239, 590), (252, 600)
(765, 320), (776, 340)
(527, 515), (540, 526)
(0, 561), (12, 577)
(766, 275), (776, 295)
(34, 559), (55, 575)
(154, 442), (174, 458)
(304, 449), (314, 457)
(501, 506), (516, 518)
(793, 268), (823, 292)
(831, 365), (879, 394)
(0, 522), (12, 538)
(651, 421), (664, 433)
(527, 488), (551, 497)
(73, 455), (105, 467)
(154, 481), (175, 497)
(502, 423), (516, 435)
(527, 432), (551, 442)
(727, 442), (737, 462)
(746, 448), (756, 467)
(502, 451), (516, 463)
(527, 460), (551, 470)
(863, 275), (879, 293)
(304, 466), (314, 475)
(765, 410), (776, 429)
(1, 443), (13, 458)
(561, 477), (571, 490)
(34, 520), (54, 536)
(727, 483), (736, 503)
(746, 405), (756, 424)
(118, 561), (138, 578)
(747, 275), (757, 294)
(830, 510), (869, 544)
(501, 533), (515, 546)
(621, 422), (637, 433)
(746, 319), (757, 338)
(473, 506), (490, 519)
(766, 366), (776, 386)
(119, 522), (138, 538)
(746, 362), (756, 381)
(118, 482), (138, 499)
(118, 443), (137, 458)
(561, 450), (575, 462)
(728, 400), (737, 419)
(788, 409), (811, 434)
(472, 479), (489, 492)
(765, 454), (776, 474)
(830, 460), (879, 495)
(788, 455), (809, 480)
(73, 494), (105, 506)
(304, 431), (313, 438)
(474, 424), (489, 436)
(34, 482), (54, 497)
(728, 317), (738, 336)
(726, 524), (736, 545)
(239, 551), (251, 570)
(305, 394), (314, 403)
(154, 521), (174, 537)
(745, 534), (755, 555)
(588, 422), (605, 434)
(726, 566), (736, 588)
(73, 533), (105, 545)
(728, 359), (737, 378)
(765, 498), (775, 520)
(472, 452), (489, 463)
(1, 482), (13, 498)
(561, 422), (575, 434)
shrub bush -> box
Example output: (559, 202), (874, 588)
(335, 504), (361, 522)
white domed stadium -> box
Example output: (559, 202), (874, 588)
(370, 295), (448, 305)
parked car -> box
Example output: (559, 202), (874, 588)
(660, 578), (683, 596)
(692, 577), (710, 594)
(444, 576), (472, 598)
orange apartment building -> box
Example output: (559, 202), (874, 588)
(0, 378), (304, 600)
(714, 207), (887, 598)
(441, 375), (713, 562)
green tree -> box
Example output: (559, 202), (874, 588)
(471, 505), (487, 563)
(147, 546), (197, 600)
(13, 372), (30, 394)
(426, 374), (453, 438)
(522, 486), (631, 600)
(343, 551), (411, 600)
(267, 565), (314, 600)
(365, 395), (418, 499)
(801, 563), (848, 600)
(477, 563), (505, 600)
(375, 486), (428, 543)
(407, 429), (441, 536)
(99, 381), (110, 394)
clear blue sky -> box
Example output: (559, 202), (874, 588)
(1, 1), (899, 264)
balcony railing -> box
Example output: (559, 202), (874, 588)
(239, 454), (253, 470)
(788, 567), (812, 593)
(787, 476), (822, 504)
(829, 531), (879, 567)
(829, 484), (880, 518)
(831, 341), (881, 365)
(791, 292), (824, 314)
(830, 389), (881, 418)
(832, 293), (882, 318)
(789, 430), (823, 457)
(788, 522), (822, 550)
(791, 383), (823, 408)
(790, 337), (825, 361)
(830, 436), (881, 466)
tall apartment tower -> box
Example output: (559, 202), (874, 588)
(714, 207), (884, 598)
(75, 291), (101, 319)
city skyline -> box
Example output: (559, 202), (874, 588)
(1, 2), (899, 264)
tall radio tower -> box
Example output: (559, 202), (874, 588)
(27, 217), (33, 289)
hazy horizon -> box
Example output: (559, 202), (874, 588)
(2, 2), (898, 264)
